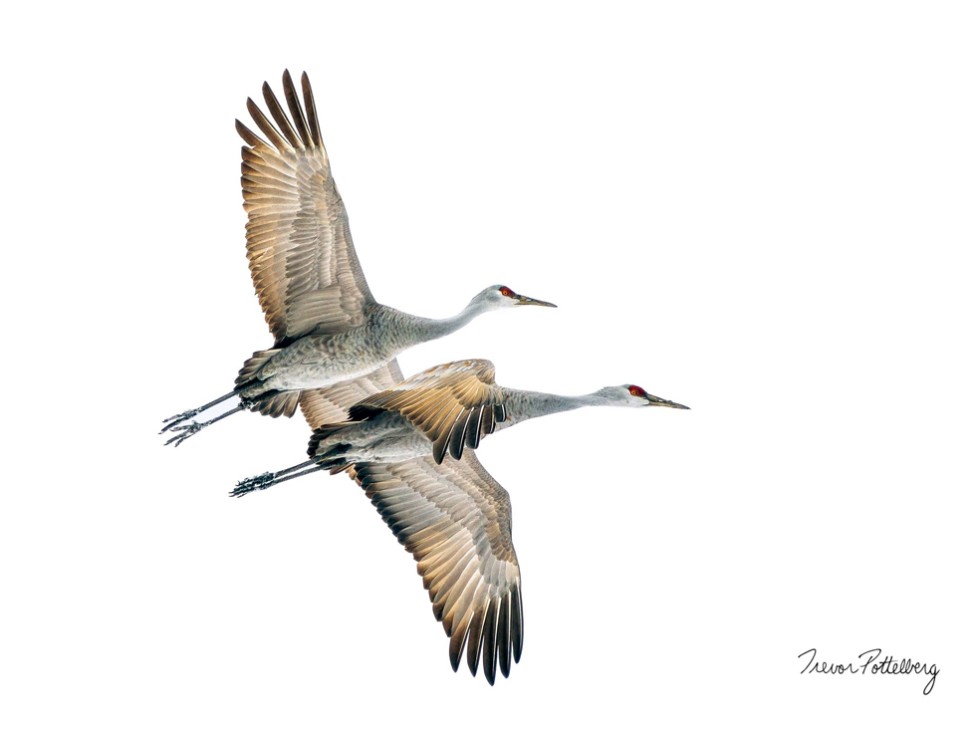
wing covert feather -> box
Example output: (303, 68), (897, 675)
(349, 360), (504, 463)
(299, 360), (405, 428)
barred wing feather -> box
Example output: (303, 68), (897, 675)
(236, 70), (374, 345)
(349, 452), (523, 684)
(350, 360), (505, 463)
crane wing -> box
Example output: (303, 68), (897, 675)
(237, 70), (374, 346)
(298, 359), (405, 429)
(349, 451), (523, 685)
(349, 360), (505, 463)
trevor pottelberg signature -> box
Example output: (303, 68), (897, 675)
(798, 648), (938, 695)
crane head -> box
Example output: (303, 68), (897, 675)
(472, 285), (557, 310)
(597, 384), (690, 409)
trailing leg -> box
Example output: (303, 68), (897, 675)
(231, 459), (326, 497)
(161, 391), (237, 433)
(164, 402), (248, 447)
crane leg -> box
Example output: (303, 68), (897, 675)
(231, 459), (324, 497)
(163, 402), (248, 447)
(161, 391), (238, 433)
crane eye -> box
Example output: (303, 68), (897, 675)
(499, 286), (514, 297)
(628, 385), (646, 397)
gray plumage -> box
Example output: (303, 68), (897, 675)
(162, 72), (554, 445)
(231, 359), (688, 684)
(234, 358), (688, 495)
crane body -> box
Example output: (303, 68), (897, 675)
(234, 359), (688, 493)
(162, 72), (553, 445)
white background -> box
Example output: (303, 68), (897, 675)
(2, 2), (973, 727)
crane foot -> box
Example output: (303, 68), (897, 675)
(231, 472), (275, 497)
(164, 421), (204, 447)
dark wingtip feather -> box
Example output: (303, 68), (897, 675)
(245, 97), (288, 152)
(432, 435), (449, 465)
(464, 408), (483, 449)
(512, 586), (524, 663)
(466, 608), (486, 677)
(497, 594), (512, 678)
(489, 404), (505, 434)
(448, 417), (468, 461)
(448, 622), (469, 673)
(301, 71), (323, 147)
(235, 119), (262, 148)
(282, 69), (312, 147)
(480, 406), (494, 440)
(482, 599), (499, 685)
(261, 80), (301, 148)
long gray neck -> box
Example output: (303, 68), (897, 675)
(495, 389), (608, 431)
(381, 299), (492, 351)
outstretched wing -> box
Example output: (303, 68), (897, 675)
(349, 360), (505, 463)
(298, 360), (405, 429)
(237, 70), (374, 346)
(349, 451), (523, 685)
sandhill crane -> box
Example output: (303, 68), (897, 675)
(231, 359), (688, 684)
(162, 71), (554, 446)
(234, 359), (689, 493)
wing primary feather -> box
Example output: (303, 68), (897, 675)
(282, 70), (312, 148)
(497, 592), (513, 678)
(449, 410), (470, 460)
(464, 407), (484, 449)
(245, 98), (289, 153)
(448, 619), (471, 673)
(235, 121), (270, 151)
(261, 81), (301, 148)
(512, 584), (524, 662)
(431, 432), (450, 465)
(466, 604), (487, 677)
(301, 72), (323, 147)
(482, 598), (499, 685)
(441, 408), (468, 462)
(493, 403), (507, 429)
(480, 405), (495, 439)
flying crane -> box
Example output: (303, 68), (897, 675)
(162, 72), (553, 446)
(233, 359), (688, 683)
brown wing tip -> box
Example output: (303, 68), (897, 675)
(497, 594), (513, 678)
(448, 638), (463, 672)
(481, 599), (499, 684)
(235, 118), (260, 147)
(300, 71), (322, 147)
(281, 69), (312, 147)
(512, 585), (524, 662)
(432, 436), (449, 465)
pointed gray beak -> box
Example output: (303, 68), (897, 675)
(514, 293), (557, 308)
(645, 394), (689, 409)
